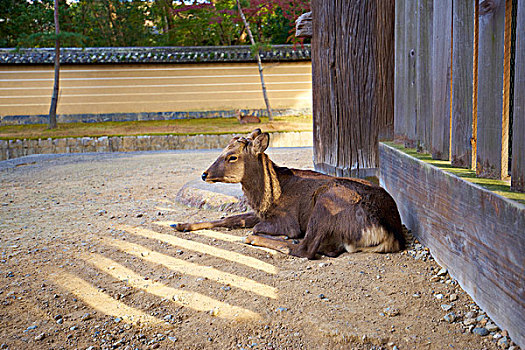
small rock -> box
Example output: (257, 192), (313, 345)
(383, 307), (400, 317)
(434, 293), (444, 300)
(275, 307), (288, 312)
(441, 304), (453, 312)
(472, 327), (489, 336)
(485, 322), (498, 332)
(444, 312), (456, 323)
(26, 325), (38, 330)
(53, 314), (62, 321)
(449, 293), (458, 301)
(163, 315), (173, 321)
(80, 313), (92, 321)
(463, 318), (477, 326)
(430, 276), (441, 282)
(220, 286), (231, 291)
(412, 293), (421, 298)
(57, 318), (63, 324)
(437, 268), (448, 276)
(114, 317), (122, 323)
(318, 294), (326, 299)
(168, 336), (178, 342)
(497, 337), (509, 348)
(318, 263), (328, 267)
(35, 332), (45, 341)
(465, 311), (477, 319)
(70, 326), (78, 331)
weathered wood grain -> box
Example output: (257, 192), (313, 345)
(477, 0), (508, 178)
(311, 0), (394, 176)
(404, 0), (418, 147)
(451, 1), (475, 168)
(379, 142), (525, 348)
(431, 0), (452, 160)
(416, 0), (433, 153)
(376, 0), (395, 141)
(512, 1), (525, 192)
(394, 0), (407, 140)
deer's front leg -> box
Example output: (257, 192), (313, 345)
(173, 212), (259, 232)
(244, 235), (293, 254)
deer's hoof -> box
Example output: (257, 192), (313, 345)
(171, 223), (190, 232)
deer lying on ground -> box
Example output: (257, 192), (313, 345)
(173, 129), (405, 259)
(235, 109), (261, 124)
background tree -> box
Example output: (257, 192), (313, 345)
(49, 0), (60, 129)
(0, 0), (310, 48)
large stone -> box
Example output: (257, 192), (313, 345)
(175, 179), (247, 213)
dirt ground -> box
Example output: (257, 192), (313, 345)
(0, 147), (518, 350)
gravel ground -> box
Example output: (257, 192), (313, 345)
(0, 147), (520, 350)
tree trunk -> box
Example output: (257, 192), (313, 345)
(48, 0), (60, 130)
(311, 0), (394, 177)
(235, 0), (273, 121)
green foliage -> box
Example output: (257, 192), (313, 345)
(0, 0), (310, 48)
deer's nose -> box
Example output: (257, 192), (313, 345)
(201, 172), (208, 181)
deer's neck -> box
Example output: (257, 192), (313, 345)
(241, 153), (282, 216)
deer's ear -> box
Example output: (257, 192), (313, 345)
(251, 132), (270, 154)
(248, 128), (262, 140)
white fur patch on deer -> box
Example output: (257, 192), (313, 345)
(175, 129), (405, 259)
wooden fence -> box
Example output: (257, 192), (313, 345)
(395, 0), (524, 193)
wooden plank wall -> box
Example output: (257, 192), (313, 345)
(0, 62), (312, 118)
(476, 0), (509, 178)
(451, 1), (475, 168)
(395, 0), (522, 191)
(416, 0), (433, 152)
(512, 0), (525, 191)
(430, 0), (452, 160)
(379, 143), (525, 348)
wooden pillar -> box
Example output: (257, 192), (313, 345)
(476, 0), (510, 178)
(311, 0), (394, 177)
(451, 1), (476, 168)
(512, 0), (525, 192)
(416, 0), (433, 152)
(431, 0), (452, 160)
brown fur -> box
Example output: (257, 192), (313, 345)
(235, 110), (261, 124)
(175, 129), (405, 259)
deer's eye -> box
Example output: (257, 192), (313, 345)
(227, 155), (238, 162)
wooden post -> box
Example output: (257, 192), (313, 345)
(512, 0), (525, 192)
(476, 0), (509, 178)
(416, 0), (433, 152)
(394, 0), (407, 141)
(431, 0), (452, 160)
(450, 1), (475, 168)
(404, 0), (418, 147)
(311, 0), (394, 178)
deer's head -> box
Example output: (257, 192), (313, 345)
(201, 129), (269, 183)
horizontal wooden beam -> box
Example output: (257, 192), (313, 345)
(379, 142), (525, 348)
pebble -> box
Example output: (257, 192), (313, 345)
(449, 293), (458, 301)
(441, 304), (453, 312)
(463, 318), (477, 326)
(472, 327), (489, 336)
(497, 337), (509, 348)
(80, 312), (92, 321)
(168, 336), (178, 342)
(444, 312), (456, 323)
(437, 268), (448, 276)
(485, 322), (498, 332)
(70, 326), (78, 331)
(275, 307), (288, 313)
(434, 293), (444, 300)
(34, 332), (45, 341)
(383, 307), (400, 317)
(163, 314), (173, 321)
(465, 311), (477, 319)
(26, 325), (38, 330)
